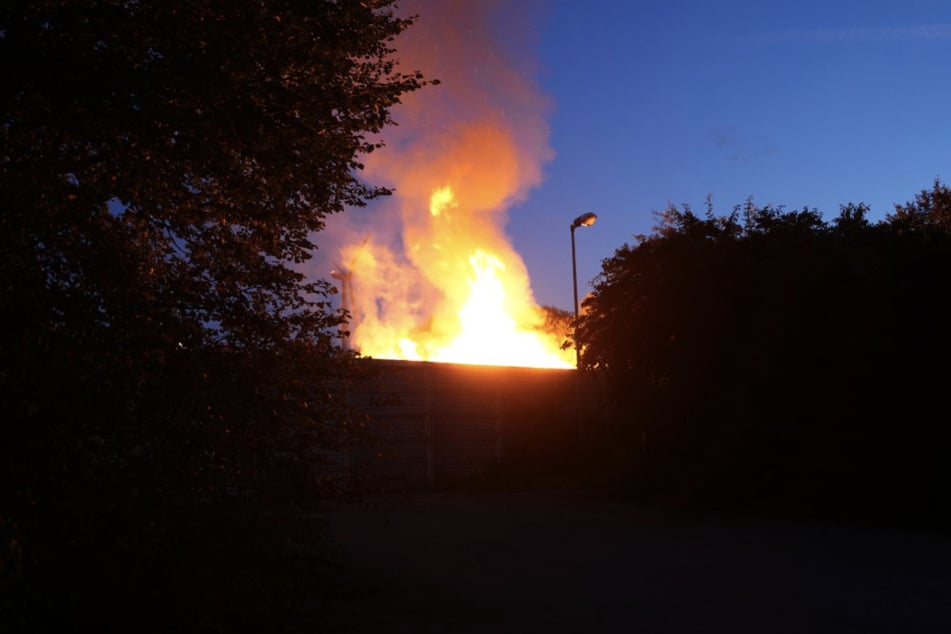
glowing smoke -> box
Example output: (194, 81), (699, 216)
(315, 0), (568, 367)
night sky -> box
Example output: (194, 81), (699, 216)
(509, 0), (951, 310)
(317, 0), (951, 316)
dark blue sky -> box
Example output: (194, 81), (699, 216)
(317, 0), (951, 325)
(506, 0), (951, 310)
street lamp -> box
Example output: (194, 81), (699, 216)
(570, 212), (597, 368)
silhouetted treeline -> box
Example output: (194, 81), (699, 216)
(576, 180), (951, 530)
(1, 2), (430, 631)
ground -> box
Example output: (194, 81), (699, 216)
(316, 486), (951, 633)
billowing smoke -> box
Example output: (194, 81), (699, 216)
(314, 0), (566, 366)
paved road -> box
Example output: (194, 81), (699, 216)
(318, 488), (951, 633)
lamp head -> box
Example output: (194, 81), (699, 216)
(571, 212), (598, 229)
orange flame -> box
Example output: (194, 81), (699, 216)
(325, 1), (570, 369)
(343, 185), (571, 369)
(430, 247), (570, 368)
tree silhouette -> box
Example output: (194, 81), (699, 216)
(1, 2), (433, 628)
(577, 189), (951, 528)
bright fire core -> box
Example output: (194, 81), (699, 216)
(344, 186), (574, 369)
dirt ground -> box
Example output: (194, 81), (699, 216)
(316, 487), (951, 633)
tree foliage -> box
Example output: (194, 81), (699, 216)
(576, 182), (951, 528)
(1, 2), (431, 627)
(538, 304), (573, 348)
(887, 178), (951, 233)
(2, 0), (426, 365)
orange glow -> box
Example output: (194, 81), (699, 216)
(342, 185), (572, 369)
(327, 2), (569, 369)
(429, 186), (455, 217)
(428, 246), (571, 368)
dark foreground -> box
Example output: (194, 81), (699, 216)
(317, 488), (951, 633)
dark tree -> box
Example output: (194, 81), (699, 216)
(1, 2), (431, 628)
(1, 0), (426, 385)
(576, 191), (951, 529)
(887, 178), (951, 232)
(538, 304), (573, 347)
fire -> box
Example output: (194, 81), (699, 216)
(428, 247), (570, 367)
(345, 186), (573, 369)
(429, 186), (455, 217)
(322, 2), (572, 369)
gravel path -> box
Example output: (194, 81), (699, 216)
(318, 488), (951, 633)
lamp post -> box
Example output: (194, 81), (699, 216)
(570, 212), (597, 368)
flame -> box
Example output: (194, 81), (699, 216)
(345, 186), (572, 369)
(321, 1), (572, 369)
(429, 248), (571, 368)
(429, 186), (455, 217)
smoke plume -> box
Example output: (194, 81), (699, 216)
(314, 0), (565, 366)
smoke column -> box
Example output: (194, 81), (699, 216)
(314, 0), (564, 365)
